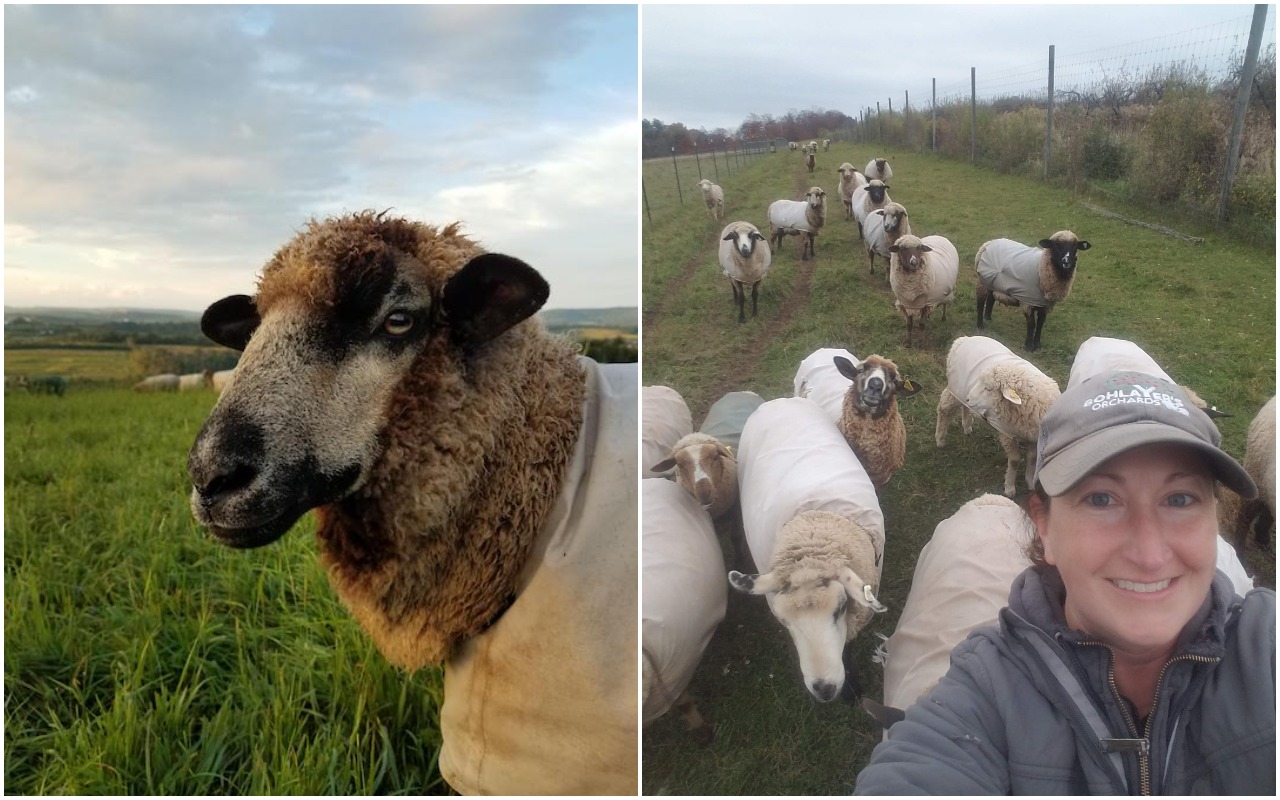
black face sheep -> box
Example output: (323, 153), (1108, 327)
(805, 152), (816, 173)
(768, 186), (826, 261)
(889, 234), (960, 349)
(864, 157), (893, 182)
(850, 179), (891, 240)
(975, 230), (1092, 352)
(717, 220), (773, 323)
(186, 211), (638, 796)
(22, 375), (68, 396)
(863, 202), (911, 276)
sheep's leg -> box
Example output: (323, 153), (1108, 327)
(976, 291), (987, 329)
(674, 690), (714, 746)
(1031, 307), (1048, 352)
(999, 433), (1021, 497)
(750, 282), (759, 319)
(936, 388), (960, 447)
(867, 248), (876, 275)
(960, 405), (974, 435)
(734, 281), (746, 324)
(839, 644), (862, 703)
(1023, 309), (1037, 351)
(905, 314), (915, 349)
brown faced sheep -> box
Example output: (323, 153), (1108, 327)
(805, 152), (816, 173)
(186, 211), (637, 795)
(975, 231), (1092, 352)
(768, 187), (827, 261)
(833, 354), (923, 492)
(650, 432), (737, 519)
(837, 163), (868, 221)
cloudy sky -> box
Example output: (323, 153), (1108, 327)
(643, 4), (1275, 132)
(5, 5), (638, 312)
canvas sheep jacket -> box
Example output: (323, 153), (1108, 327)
(641, 478), (726, 724)
(642, 384), (692, 479)
(769, 199), (818, 232)
(945, 335), (1056, 441)
(897, 235), (960, 309)
(856, 568), (1276, 795)
(976, 238), (1049, 306)
(698, 390), (764, 454)
(439, 358), (638, 796)
(1068, 335), (1173, 390)
(793, 347), (859, 424)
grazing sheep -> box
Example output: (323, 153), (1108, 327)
(1242, 397), (1276, 552)
(186, 211), (637, 795)
(862, 202), (911, 276)
(717, 220), (773, 323)
(643, 385), (693, 481)
(730, 396), (889, 702)
(823, 138), (831, 152)
(768, 186), (826, 261)
(850, 179), (891, 240)
(133, 373), (179, 392)
(805, 152), (816, 173)
(889, 233), (960, 348)
(21, 374), (68, 396)
(178, 369), (214, 391)
(211, 369), (235, 394)
(865, 157), (893, 182)
(836, 163), (868, 221)
(643, 478), (727, 745)
(936, 336), (1060, 496)
(696, 178), (724, 222)
(975, 231), (1092, 352)
(650, 432), (737, 519)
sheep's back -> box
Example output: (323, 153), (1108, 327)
(946, 336), (1054, 440)
(769, 199), (815, 232)
(643, 385), (693, 478)
(699, 390), (765, 453)
(975, 238), (1044, 305)
(793, 347), (859, 423)
(862, 212), (891, 258)
(1245, 397), (1276, 514)
(920, 235), (960, 303)
(1067, 336), (1173, 390)
(738, 397), (883, 577)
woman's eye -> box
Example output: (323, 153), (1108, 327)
(1085, 492), (1112, 508)
(383, 311), (414, 336)
(1166, 492), (1194, 508)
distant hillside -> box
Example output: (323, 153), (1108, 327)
(539, 307), (636, 334)
(5, 307), (201, 325)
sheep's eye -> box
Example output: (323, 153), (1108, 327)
(383, 311), (414, 337)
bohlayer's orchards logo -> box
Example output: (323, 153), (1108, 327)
(1082, 382), (1190, 416)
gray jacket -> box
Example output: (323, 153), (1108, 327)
(855, 568), (1275, 795)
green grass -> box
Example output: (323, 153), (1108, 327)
(4, 388), (449, 794)
(641, 143), (1276, 794)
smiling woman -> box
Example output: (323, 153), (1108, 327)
(856, 372), (1275, 795)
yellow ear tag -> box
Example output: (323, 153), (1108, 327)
(902, 379), (916, 392)
(1002, 387), (1024, 405)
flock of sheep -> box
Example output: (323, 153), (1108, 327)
(645, 147), (1276, 750)
(134, 368), (234, 393)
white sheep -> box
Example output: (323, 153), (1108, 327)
(729, 396), (889, 702)
(211, 369), (235, 394)
(768, 186), (826, 261)
(794, 347), (860, 422)
(936, 336), (1060, 496)
(1242, 396), (1276, 552)
(642, 478), (727, 744)
(889, 233), (960, 348)
(696, 178), (724, 222)
(134, 373), (179, 392)
(822, 138), (831, 152)
(836, 163), (868, 221)
(178, 370), (214, 391)
(187, 211), (637, 795)
(861, 202), (910, 276)
(865, 157), (893, 182)
(650, 432), (737, 519)
(975, 230), (1092, 352)
(643, 385), (693, 481)
(850, 179), (891, 240)
(808, 140), (818, 154)
(789, 141), (798, 151)
(717, 220), (773, 323)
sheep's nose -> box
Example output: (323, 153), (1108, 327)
(188, 409), (265, 508)
(868, 377), (884, 391)
(811, 680), (840, 703)
(190, 453), (258, 506)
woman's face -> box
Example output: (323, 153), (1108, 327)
(1030, 443), (1218, 662)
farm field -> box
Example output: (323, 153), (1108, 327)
(4, 388), (448, 793)
(642, 144), (1276, 794)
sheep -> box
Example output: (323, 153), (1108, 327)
(642, 478), (727, 745)
(823, 138), (831, 152)
(862, 202), (910, 276)
(696, 178), (724, 222)
(1066, 336), (1226, 418)
(211, 369), (235, 394)
(975, 230), (1092, 352)
(716, 221), (773, 323)
(805, 152), (816, 173)
(768, 186), (826, 261)
(1241, 397), (1276, 552)
(697, 390), (764, 455)
(21, 375), (68, 396)
(864, 157), (893, 182)
(643, 385), (693, 481)
(185, 211), (637, 796)
(649, 432), (737, 519)
(836, 163), (868, 221)
(889, 233), (960, 348)
(794, 348), (923, 491)
(178, 369), (214, 391)
(729, 396), (889, 702)
(935, 336), (1060, 496)
(789, 141), (798, 151)
(808, 140), (818, 154)
(850, 179), (891, 240)
(133, 373), (179, 392)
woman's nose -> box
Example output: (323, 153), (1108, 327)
(1124, 506), (1172, 569)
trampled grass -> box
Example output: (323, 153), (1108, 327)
(642, 143), (1276, 794)
(4, 388), (449, 794)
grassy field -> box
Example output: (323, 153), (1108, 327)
(641, 144), (1275, 794)
(4, 388), (449, 794)
(3, 346), (231, 385)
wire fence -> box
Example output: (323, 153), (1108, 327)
(641, 139), (771, 225)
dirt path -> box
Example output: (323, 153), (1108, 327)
(642, 246), (708, 332)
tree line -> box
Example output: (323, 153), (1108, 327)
(643, 108), (856, 158)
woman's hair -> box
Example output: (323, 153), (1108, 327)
(1020, 486), (1051, 568)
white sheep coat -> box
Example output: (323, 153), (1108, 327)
(737, 397), (884, 578)
(699, 390), (765, 454)
(793, 347), (859, 423)
(643, 385), (693, 478)
(850, 185), (887, 228)
(865, 160), (893, 181)
(946, 336), (1055, 441)
(440, 358), (637, 796)
(642, 478), (727, 724)
(893, 235), (959, 311)
(862, 211), (891, 261)
(976, 238), (1047, 306)
(1067, 336), (1173, 389)
(768, 199), (817, 233)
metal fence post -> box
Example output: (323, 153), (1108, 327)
(695, 142), (702, 180)
(1217, 3), (1268, 221)
(671, 147), (683, 205)
(932, 78), (937, 151)
(905, 90), (909, 150)
(970, 67), (977, 164)
(1045, 45), (1055, 180)
(643, 182), (652, 225)
(877, 101), (882, 141)
(712, 145), (720, 182)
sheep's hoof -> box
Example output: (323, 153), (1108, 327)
(690, 723), (715, 747)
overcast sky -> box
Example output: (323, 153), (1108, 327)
(5, 5), (638, 312)
(643, 4), (1275, 132)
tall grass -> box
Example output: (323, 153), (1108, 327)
(641, 143), (1275, 794)
(4, 388), (448, 794)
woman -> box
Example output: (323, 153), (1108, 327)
(855, 371), (1275, 794)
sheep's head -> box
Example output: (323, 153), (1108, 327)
(874, 158), (888, 171)
(187, 212), (549, 549)
(805, 186), (826, 209)
(836, 163), (855, 180)
(878, 203), (909, 235)
(1037, 230), (1091, 276)
(697, 179), (713, 192)
(722, 225), (766, 259)
(866, 180), (889, 203)
(889, 234), (931, 273)
(650, 434), (736, 515)
(834, 354), (922, 419)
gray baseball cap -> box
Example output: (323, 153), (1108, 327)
(1033, 370), (1257, 498)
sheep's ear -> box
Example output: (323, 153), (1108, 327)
(729, 570), (780, 595)
(202, 294), (260, 352)
(749, 231), (766, 242)
(1077, 241), (1092, 251)
(897, 377), (924, 398)
(833, 355), (859, 381)
(1038, 239), (1054, 249)
(722, 231), (736, 241)
(650, 456), (678, 473)
(872, 209), (885, 217)
(444, 253), (549, 346)
(837, 567), (888, 613)
(1000, 386), (1024, 405)
(881, 183), (890, 190)
(888, 244), (901, 253)
(919, 244), (933, 253)
(715, 442), (735, 459)
(1202, 406), (1231, 420)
